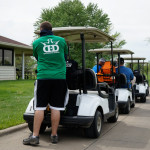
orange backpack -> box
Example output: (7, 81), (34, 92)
(97, 61), (116, 83)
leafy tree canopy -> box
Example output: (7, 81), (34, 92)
(34, 0), (126, 68)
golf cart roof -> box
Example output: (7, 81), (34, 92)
(123, 57), (146, 60)
(35, 26), (115, 43)
(88, 48), (134, 54)
(127, 62), (148, 64)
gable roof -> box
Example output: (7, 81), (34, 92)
(0, 35), (29, 47)
(0, 35), (33, 56)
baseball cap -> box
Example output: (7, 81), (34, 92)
(99, 58), (106, 62)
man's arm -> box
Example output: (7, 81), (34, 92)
(92, 65), (98, 73)
(130, 69), (134, 80)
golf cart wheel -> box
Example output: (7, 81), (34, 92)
(131, 99), (135, 108)
(107, 104), (119, 123)
(84, 110), (103, 138)
(135, 96), (138, 102)
(141, 95), (146, 103)
(146, 89), (149, 96)
(124, 99), (130, 114)
(28, 122), (47, 134)
(131, 102), (135, 108)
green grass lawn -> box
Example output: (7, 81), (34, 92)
(0, 80), (35, 130)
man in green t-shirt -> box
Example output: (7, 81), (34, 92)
(23, 21), (68, 145)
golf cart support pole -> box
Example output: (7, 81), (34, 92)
(138, 60), (140, 73)
(147, 63), (149, 81)
(118, 53), (120, 74)
(131, 54), (133, 71)
(67, 43), (70, 59)
(80, 33), (87, 94)
(96, 53), (99, 83)
(143, 60), (144, 74)
(111, 41), (115, 87)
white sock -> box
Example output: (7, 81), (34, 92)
(51, 134), (57, 137)
(32, 135), (37, 138)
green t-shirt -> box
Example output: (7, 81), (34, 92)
(33, 35), (68, 79)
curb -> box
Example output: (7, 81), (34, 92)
(0, 123), (28, 137)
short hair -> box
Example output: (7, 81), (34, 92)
(120, 57), (124, 64)
(40, 21), (52, 30)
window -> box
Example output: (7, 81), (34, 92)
(4, 50), (13, 66)
(0, 48), (14, 66)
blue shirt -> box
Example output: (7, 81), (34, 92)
(116, 66), (134, 88)
(92, 65), (102, 73)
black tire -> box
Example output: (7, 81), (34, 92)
(84, 110), (103, 138)
(135, 96), (138, 102)
(131, 98), (135, 108)
(28, 122), (47, 134)
(146, 89), (149, 96)
(131, 89), (135, 108)
(131, 101), (135, 108)
(141, 95), (146, 103)
(124, 99), (130, 114)
(107, 104), (119, 123)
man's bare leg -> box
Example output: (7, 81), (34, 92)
(51, 109), (60, 136)
(33, 110), (44, 136)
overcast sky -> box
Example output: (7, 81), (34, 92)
(0, 0), (150, 61)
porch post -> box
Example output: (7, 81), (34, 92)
(14, 51), (16, 80)
(22, 52), (25, 79)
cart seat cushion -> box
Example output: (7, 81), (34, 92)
(66, 60), (82, 90)
(85, 69), (97, 90)
(135, 74), (143, 84)
(116, 73), (128, 88)
(66, 59), (97, 90)
(133, 70), (143, 84)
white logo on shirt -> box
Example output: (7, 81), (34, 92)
(41, 39), (60, 54)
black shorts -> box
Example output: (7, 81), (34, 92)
(34, 79), (68, 110)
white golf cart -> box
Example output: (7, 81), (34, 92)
(124, 57), (149, 102)
(23, 27), (119, 138)
(88, 48), (135, 114)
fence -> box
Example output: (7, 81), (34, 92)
(16, 71), (36, 80)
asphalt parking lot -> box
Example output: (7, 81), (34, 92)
(0, 94), (150, 150)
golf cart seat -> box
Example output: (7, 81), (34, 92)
(115, 73), (129, 89)
(85, 69), (97, 90)
(136, 75), (144, 84)
(66, 60), (97, 90)
(66, 59), (82, 90)
(133, 70), (143, 84)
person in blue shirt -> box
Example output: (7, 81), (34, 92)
(116, 58), (134, 88)
(92, 58), (106, 73)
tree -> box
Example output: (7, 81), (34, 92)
(34, 0), (126, 68)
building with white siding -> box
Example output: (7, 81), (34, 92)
(0, 36), (33, 80)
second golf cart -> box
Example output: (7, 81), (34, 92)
(88, 48), (135, 114)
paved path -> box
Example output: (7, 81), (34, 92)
(0, 95), (150, 150)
